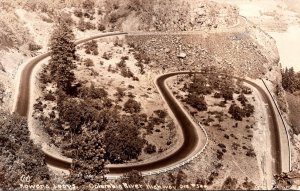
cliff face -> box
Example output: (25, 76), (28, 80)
(104, 0), (239, 32)
(246, 21), (281, 83)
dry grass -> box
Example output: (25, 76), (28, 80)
(286, 92), (300, 134)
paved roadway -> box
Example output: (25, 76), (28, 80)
(12, 31), (287, 177)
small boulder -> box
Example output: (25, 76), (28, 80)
(177, 52), (187, 58)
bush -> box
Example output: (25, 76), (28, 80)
(243, 103), (254, 117)
(85, 21), (96, 30)
(144, 144), (156, 154)
(185, 93), (207, 111)
(237, 93), (247, 106)
(221, 88), (233, 101)
(123, 98), (141, 113)
(104, 116), (145, 163)
(213, 92), (221, 98)
(154, 110), (167, 119)
(84, 40), (98, 55)
(79, 84), (108, 99)
(109, 13), (118, 23)
(82, 0), (95, 10)
(241, 86), (252, 94)
(98, 23), (106, 31)
(78, 18), (86, 31)
(121, 170), (144, 185)
(102, 52), (112, 60)
(84, 58), (94, 67)
(222, 177), (238, 190)
(29, 43), (42, 51)
(120, 67), (134, 78)
(114, 87), (125, 101)
(228, 104), (244, 121)
(44, 93), (56, 101)
(74, 9), (83, 18)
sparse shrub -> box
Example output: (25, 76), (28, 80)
(213, 92), (221, 98)
(243, 103), (254, 117)
(114, 87), (126, 101)
(29, 43), (42, 51)
(154, 110), (167, 119)
(242, 177), (255, 190)
(116, 59), (126, 68)
(85, 21), (96, 30)
(102, 52), (112, 60)
(246, 148), (256, 157)
(44, 93), (56, 101)
(222, 177), (238, 190)
(109, 13), (118, 23)
(185, 93), (207, 111)
(98, 23), (106, 31)
(228, 103), (244, 121)
(217, 143), (226, 149)
(78, 18), (86, 31)
(108, 64), (112, 72)
(82, 0), (95, 10)
(237, 93), (248, 106)
(241, 85), (252, 94)
(121, 170), (144, 185)
(144, 144), (156, 154)
(221, 88), (233, 101)
(92, 49), (99, 55)
(79, 84), (108, 99)
(88, 68), (99, 76)
(132, 76), (139, 81)
(33, 100), (44, 112)
(84, 40), (98, 55)
(121, 56), (129, 61)
(84, 58), (94, 67)
(123, 98), (141, 113)
(74, 9), (83, 18)
(120, 67), (134, 78)
(114, 37), (123, 47)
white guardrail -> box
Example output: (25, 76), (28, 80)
(142, 122), (209, 176)
(261, 79), (292, 172)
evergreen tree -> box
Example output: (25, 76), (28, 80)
(49, 18), (76, 93)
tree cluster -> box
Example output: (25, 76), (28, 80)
(282, 67), (300, 93)
(228, 102), (254, 121)
(0, 112), (50, 189)
(48, 19), (76, 94)
(84, 40), (98, 55)
(184, 93), (207, 111)
(104, 115), (145, 163)
(66, 133), (107, 187)
(123, 98), (142, 113)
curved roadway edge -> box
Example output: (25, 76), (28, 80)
(11, 32), (208, 179)
(108, 71), (289, 179)
(12, 30), (288, 180)
(260, 79), (291, 172)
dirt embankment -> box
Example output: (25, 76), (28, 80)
(126, 31), (278, 79)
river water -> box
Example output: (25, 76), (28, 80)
(269, 25), (300, 72)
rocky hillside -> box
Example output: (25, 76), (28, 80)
(0, 0), (280, 111)
(103, 0), (239, 31)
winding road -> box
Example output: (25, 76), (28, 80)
(12, 32), (289, 178)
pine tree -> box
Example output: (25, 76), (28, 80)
(49, 19), (76, 93)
